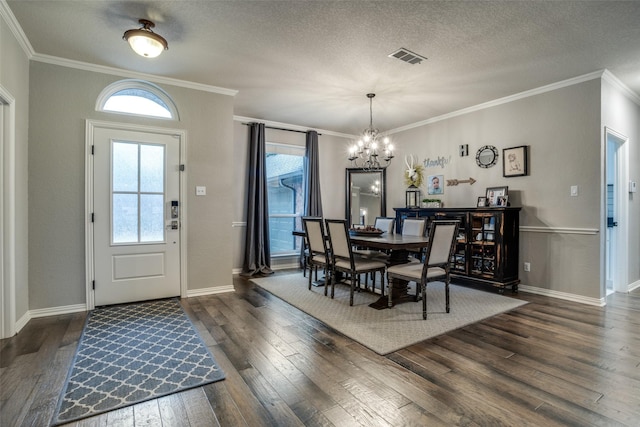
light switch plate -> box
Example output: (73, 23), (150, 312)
(195, 186), (206, 196)
(570, 185), (578, 197)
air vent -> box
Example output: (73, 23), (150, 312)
(388, 48), (427, 65)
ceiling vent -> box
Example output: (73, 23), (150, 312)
(388, 48), (427, 65)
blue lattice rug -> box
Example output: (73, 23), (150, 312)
(51, 299), (225, 425)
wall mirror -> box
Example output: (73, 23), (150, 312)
(476, 145), (499, 168)
(345, 168), (386, 227)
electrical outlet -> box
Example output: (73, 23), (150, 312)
(524, 262), (531, 272)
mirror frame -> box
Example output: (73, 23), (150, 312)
(345, 168), (387, 226)
(476, 145), (499, 168)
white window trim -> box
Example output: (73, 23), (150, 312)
(96, 79), (179, 121)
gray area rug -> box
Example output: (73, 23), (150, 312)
(51, 299), (225, 426)
(251, 274), (527, 355)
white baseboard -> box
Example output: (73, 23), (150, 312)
(14, 311), (31, 334)
(12, 276), (634, 335)
(30, 303), (88, 318)
(186, 285), (235, 298)
(13, 303), (89, 334)
(628, 279), (640, 293)
(519, 285), (606, 307)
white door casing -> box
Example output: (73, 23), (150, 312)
(86, 120), (186, 308)
(604, 127), (629, 295)
(1, 86), (16, 339)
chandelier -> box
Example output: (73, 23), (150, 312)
(348, 93), (394, 169)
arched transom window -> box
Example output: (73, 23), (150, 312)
(96, 80), (179, 120)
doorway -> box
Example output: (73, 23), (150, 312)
(604, 127), (628, 295)
(87, 121), (186, 308)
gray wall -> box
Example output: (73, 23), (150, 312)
(1, 14), (30, 324)
(28, 62), (234, 310)
(378, 78), (638, 300)
(388, 79), (605, 299)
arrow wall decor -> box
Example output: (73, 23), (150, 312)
(446, 177), (476, 186)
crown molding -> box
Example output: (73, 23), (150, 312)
(2, 0), (236, 96)
(388, 70), (609, 134)
(32, 53), (237, 96)
(0, 0), (35, 57)
(233, 115), (354, 139)
(602, 69), (640, 106)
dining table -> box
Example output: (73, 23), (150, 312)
(348, 233), (431, 309)
(294, 229), (431, 309)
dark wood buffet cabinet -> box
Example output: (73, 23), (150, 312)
(394, 207), (521, 293)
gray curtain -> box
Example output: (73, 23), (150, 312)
(304, 130), (323, 217)
(242, 123), (273, 277)
(300, 130), (323, 267)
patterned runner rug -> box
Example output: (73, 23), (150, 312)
(251, 274), (527, 355)
(51, 299), (225, 426)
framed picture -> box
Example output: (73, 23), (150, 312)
(496, 195), (509, 207)
(427, 174), (444, 195)
(486, 186), (508, 207)
(503, 145), (528, 177)
(477, 196), (487, 207)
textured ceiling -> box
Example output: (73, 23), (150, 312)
(5, 1), (640, 134)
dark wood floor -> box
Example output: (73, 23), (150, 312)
(1, 270), (639, 426)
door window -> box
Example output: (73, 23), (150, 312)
(112, 141), (165, 244)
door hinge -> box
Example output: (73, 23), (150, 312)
(92, 280), (95, 290)
(180, 164), (185, 171)
(91, 145), (95, 155)
(91, 213), (95, 222)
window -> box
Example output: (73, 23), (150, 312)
(112, 141), (166, 244)
(96, 80), (179, 120)
(266, 143), (305, 256)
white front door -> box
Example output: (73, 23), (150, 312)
(93, 126), (181, 306)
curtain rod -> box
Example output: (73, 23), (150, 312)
(242, 123), (322, 136)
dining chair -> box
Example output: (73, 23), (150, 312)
(375, 216), (395, 234)
(325, 219), (387, 305)
(351, 216), (396, 290)
(302, 217), (331, 295)
(386, 220), (460, 319)
(402, 218), (427, 261)
(353, 216), (396, 260)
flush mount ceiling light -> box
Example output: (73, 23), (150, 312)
(123, 19), (168, 58)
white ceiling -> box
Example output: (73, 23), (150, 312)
(5, 1), (640, 135)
